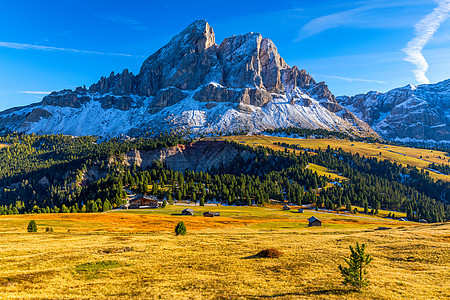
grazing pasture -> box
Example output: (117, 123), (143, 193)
(0, 206), (447, 299)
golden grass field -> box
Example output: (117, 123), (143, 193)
(0, 205), (448, 299)
(213, 135), (450, 182)
(307, 163), (349, 185)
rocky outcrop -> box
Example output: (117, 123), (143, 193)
(152, 87), (186, 110)
(216, 33), (288, 92)
(23, 108), (52, 123)
(138, 20), (219, 96)
(90, 69), (137, 95)
(193, 83), (273, 106)
(337, 80), (450, 142)
(122, 141), (251, 172)
(42, 89), (90, 108)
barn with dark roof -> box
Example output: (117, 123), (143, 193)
(308, 216), (321, 227)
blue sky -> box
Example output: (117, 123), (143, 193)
(1, 0), (450, 111)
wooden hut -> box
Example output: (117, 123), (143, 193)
(203, 211), (220, 217)
(182, 208), (194, 215)
(129, 195), (159, 209)
(308, 216), (322, 227)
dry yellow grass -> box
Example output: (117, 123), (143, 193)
(308, 163), (348, 182)
(0, 207), (448, 299)
(214, 135), (450, 181)
(0, 205), (407, 233)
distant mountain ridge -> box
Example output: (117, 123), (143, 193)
(337, 80), (450, 143)
(0, 20), (376, 138)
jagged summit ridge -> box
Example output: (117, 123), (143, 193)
(0, 20), (377, 138)
(337, 79), (450, 142)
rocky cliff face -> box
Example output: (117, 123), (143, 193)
(121, 141), (250, 173)
(337, 80), (450, 142)
(0, 20), (377, 138)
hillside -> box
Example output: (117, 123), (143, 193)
(217, 134), (450, 182)
(0, 133), (448, 223)
(0, 207), (448, 299)
(0, 20), (376, 138)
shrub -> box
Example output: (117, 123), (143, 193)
(256, 248), (283, 258)
(103, 200), (111, 211)
(175, 221), (186, 236)
(45, 227), (53, 232)
(27, 220), (37, 232)
(339, 242), (372, 291)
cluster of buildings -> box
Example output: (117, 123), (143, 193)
(181, 208), (220, 217)
(125, 194), (323, 225)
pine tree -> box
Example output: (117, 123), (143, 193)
(91, 201), (98, 213)
(339, 242), (372, 291)
(152, 182), (158, 195)
(175, 221), (186, 236)
(61, 204), (70, 213)
(346, 201), (352, 212)
(27, 220), (37, 232)
(103, 199), (111, 211)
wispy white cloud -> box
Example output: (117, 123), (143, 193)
(295, 1), (426, 41)
(19, 91), (52, 95)
(403, 0), (450, 84)
(0, 42), (144, 57)
(55, 28), (80, 37)
(317, 74), (387, 84)
(96, 13), (148, 31)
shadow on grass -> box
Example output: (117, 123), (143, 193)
(307, 287), (353, 296)
(240, 254), (259, 259)
(248, 288), (353, 298)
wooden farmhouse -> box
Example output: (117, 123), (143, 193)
(129, 195), (159, 209)
(203, 211), (220, 217)
(308, 216), (322, 227)
(182, 208), (194, 215)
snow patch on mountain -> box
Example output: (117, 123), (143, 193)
(9, 86), (359, 139)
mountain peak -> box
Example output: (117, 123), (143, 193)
(0, 20), (378, 139)
(170, 19), (216, 52)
